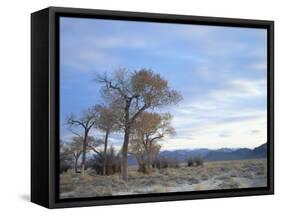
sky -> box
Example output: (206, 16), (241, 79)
(60, 17), (267, 151)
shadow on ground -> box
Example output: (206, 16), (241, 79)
(19, 194), (30, 202)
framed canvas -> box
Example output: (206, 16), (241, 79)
(31, 6), (274, 208)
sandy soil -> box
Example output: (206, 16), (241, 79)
(60, 159), (267, 199)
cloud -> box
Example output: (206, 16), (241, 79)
(61, 38), (121, 72)
(219, 131), (231, 138)
(210, 78), (266, 100)
(195, 66), (214, 81)
(251, 129), (261, 134)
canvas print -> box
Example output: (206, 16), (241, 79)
(59, 17), (268, 199)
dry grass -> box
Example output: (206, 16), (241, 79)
(60, 170), (75, 192)
(80, 173), (94, 182)
(194, 184), (204, 191)
(60, 159), (267, 198)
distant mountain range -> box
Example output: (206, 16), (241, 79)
(203, 144), (267, 161)
(128, 143), (267, 165)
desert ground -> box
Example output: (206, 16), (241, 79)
(60, 159), (267, 199)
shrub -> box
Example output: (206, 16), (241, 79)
(60, 142), (73, 173)
(88, 154), (103, 175)
(168, 158), (180, 168)
(186, 158), (194, 167)
(186, 156), (204, 167)
(194, 156), (204, 166)
(154, 157), (169, 169)
(105, 147), (121, 175)
(154, 156), (180, 169)
(88, 146), (121, 175)
(60, 161), (72, 173)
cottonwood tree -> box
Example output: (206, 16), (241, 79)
(96, 68), (182, 180)
(96, 105), (121, 175)
(130, 112), (175, 174)
(66, 105), (101, 176)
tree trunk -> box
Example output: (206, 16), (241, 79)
(81, 130), (88, 176)
(103, 130), (109, 175)
(121, 100), (132, 181)
(74, 158), (78, 173)
(121, 127), (130, 181)
(136, 155), (145, 173)
(146, 153), (153, 174)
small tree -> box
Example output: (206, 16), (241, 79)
(60, 140), (72, 173)
(130, 112), (175, 174)
(194, 156), (204, 166)
(66, 105), (101, 176)
(96, 105), (121, 175)
(69, 136), (83, 173)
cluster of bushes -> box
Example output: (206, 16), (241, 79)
(137, 161), (151, 174)
(186, 156), (204, 167)
(60, 161), (72, 173)
(153, 156), (180, 169)
(60, 147), (73, 173)
(87, 147), (121, 175)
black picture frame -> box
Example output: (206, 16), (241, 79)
(31, 6), (274, 209)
